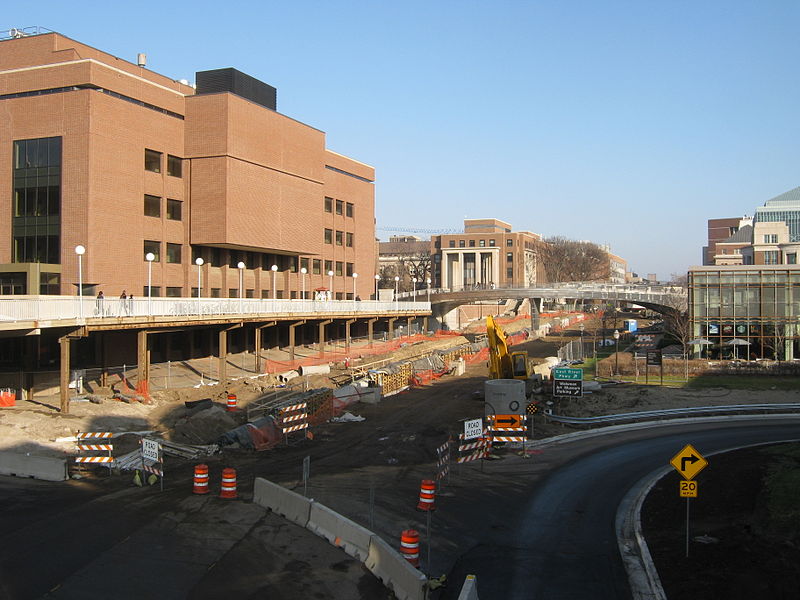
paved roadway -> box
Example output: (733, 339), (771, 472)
(442, 419), (800, 599)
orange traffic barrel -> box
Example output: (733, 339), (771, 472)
(192, 463), (209, 495)
(219, 467), (238, 499)
(226, 393), (237, 412)
(416, 479), (436, 511)
(400, 529), (420, 567)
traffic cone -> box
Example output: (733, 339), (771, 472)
(219, 467), (238, 499)
(192, 464), (210, 495)
(400, 529), (420, 568)
(416, 479), (436, 511)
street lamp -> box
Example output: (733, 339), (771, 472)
(271, 264), (278, 299)
(352, 272), (358, 299)
(75, 245), (85, 320)
(426, 277), (431, 303)
(411, 277), (417, 301)
(613, 329), (620, 376)
(394, 275), (400, 306)
(374, 274), (380, 300)
(579, 322), (585, 361)
(195, 257), (204, 315)
(237, 261), (245, 313)
(146, 252), (155, 316)
(300, 267), (307, 300)
(328, 270), (334, 299)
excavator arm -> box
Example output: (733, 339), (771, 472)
(486, 315), (530, 380)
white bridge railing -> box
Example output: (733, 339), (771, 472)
(0, 295), (431, 325)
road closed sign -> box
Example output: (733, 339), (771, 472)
(142, 438), (160, 462)
(464, 418), (483, 440)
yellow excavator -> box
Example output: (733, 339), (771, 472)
(486, 315), (530, 380)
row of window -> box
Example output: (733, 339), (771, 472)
(144, 149), (183, 177)
(324, 196), (355, 217)
(763, 234), (779, 244)
(448, 238), (515, 248)
(144, 195), (183, 220)
(143, 240), (182, 263)
(324, 229), (354, 247)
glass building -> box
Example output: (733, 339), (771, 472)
(689, 265), (800, 360)
(754, 186), (800, 242)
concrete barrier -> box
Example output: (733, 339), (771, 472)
(457, 574), (479, 600)
(253, 477), (312, 526)
(306, 502), (373, 561)
(365, 533), (428, 600)
(0, 451), (67, 481)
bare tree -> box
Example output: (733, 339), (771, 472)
(661, 276), (691, 356)
(404, 250), (432, 283)
(541, 237), (611, 282)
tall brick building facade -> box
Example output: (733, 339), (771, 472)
(0, 31), (376, 300)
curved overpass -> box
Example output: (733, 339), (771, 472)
(402, 283), (686, 316)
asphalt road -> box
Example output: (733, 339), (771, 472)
(442, 419), (800, 600)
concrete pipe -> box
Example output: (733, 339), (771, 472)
(278, 370), (299, 382)
(299, 364), (331, 376)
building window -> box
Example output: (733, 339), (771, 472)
(507, 239), (513, 247)
(325, 260), (333, 273)
(449, 240), (456, 248)
(346, 232), (354, 247)
(346, 262), (354, 276)
(335, 261), (343, 276)
(489, 239), (495, 246)
(763, 234), (778, 244)
(144, 240), (161, 262)
(166, 243), (182, 264)
(469, 240), (475, 247)
(144, 149), (162, 173)
(507, 267), (514, 278)
(12, 136), (62, 264)
(167, 155), (182, 177)
(167, 199), (182, 220)
(166, 286), (182, 297)
(787, 253), (797, 264)
(336, 200), (343, 215)
(507, 252), (513, 262)
(346, 202), (354, 217)
(143, 286), (161, 297)
(324, 229), (333, 244)
(144, 194), (161, 217)
(324, 197), (333, 212)
(300, 257), (309, 272)
(479, 240), (485, 247)
(335, 230), (343, 246)
(459, 240), (465, 248)
(313, 259), (321, 274)
(40, 272), (60, 295)
(763, 250), (779, 265)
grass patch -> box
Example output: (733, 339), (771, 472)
(760, 444), (800, 536)
(686, 375), (800, 391)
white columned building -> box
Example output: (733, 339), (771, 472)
(441, 248), (500, 290)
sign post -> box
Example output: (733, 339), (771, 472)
(646, 351), (662, 385)
(670, 444), (708, 557)
(552, 366), (583, 398)
(141, 437), (163, 491)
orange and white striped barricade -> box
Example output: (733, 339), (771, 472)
(141, 437), (164, 491)
(435, 439), (451, 483)
(485, 414), (527, 443)
(277, 401), (308, 444)
(399, 529), (420, 568)
(456, 431), (491, 465)
(74, 432), (114, 473)
(219, 467), (238, 499)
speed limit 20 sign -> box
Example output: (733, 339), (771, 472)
(679, 480), (698, 498)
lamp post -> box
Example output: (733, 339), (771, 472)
(300, 267), (307, 300)
(271, 264), (278, 299)
(579, 322), (585, 361)
(426, 277), (431, 303)
(146, 252), (155, 316)
(328, 270), (334, 299)
(411, 277), (417, 301)
(237, 261), (245, 313)
(613, 329), (620, 376)
(195, 257), (204, 315)
(374, 274), (380, 300)
(75, 245), (85, 321)
(394, 276), (400, 310)
(352, 272), (358, 299)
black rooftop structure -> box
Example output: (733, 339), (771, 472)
(195, 68), (277, 111)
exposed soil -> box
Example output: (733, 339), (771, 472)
(642, 445), (800, 600)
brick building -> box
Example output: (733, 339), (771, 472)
(0, 30), (375, 300)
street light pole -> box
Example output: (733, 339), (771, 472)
(300, 267), (307, 300)
(328, 270), (334, 300)
(271, 264), (278, 299)
(195, 257), (204, 315)
(352, 272), (358, 299)
(426, 277), (431, 303)
(412, 277), (417, 301)
(237, 261), (245, 313)
(394, 276), (400, 311)
(75, 245), (85, 321)
(146, 252), (155, 316)
(613, 329), (620, 376)
(374, 274), (380, 300)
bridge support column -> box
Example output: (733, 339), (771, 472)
(406, 316), (413, 336)
(254, 321), (276, 373)
(58, 328), (84, 414)
(531, 297), (542, 332)
(367, 318), (378, 347)
(218, 324), (242, 384)
(345, 318), (356, 350)
(288, 320), (306, 363)
(318, 319), (333, 355)
(137, 330), (149, 394)
(388, 317), (398, 339)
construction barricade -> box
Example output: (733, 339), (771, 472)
(485, 414), (527, 442)
(219, 467), (238, 499)
(435, 439), (450, 481)
(73, 432), (114, 473)
(416, 479), (436, 512)
(278, 401), (309, 442)
(0, 388), (16, 407)
(192, 463), (210, 494)
(456, 431), (491, 464)
(399, 529), (420, 567)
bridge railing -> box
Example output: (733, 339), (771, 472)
(0, 295), (431, 324)
(398, 282), (686, 301)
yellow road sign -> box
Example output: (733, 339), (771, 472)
(679, 480), (698, 498)
(670, 444), (708, 480)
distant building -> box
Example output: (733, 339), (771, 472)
(754, 186), (800, 242)
(704, 217), (748, 265)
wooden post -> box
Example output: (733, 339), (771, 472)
(137, 330), (149, 391)
(59, 336), (71, 414)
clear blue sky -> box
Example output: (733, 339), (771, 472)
(7, 1), (800, 280)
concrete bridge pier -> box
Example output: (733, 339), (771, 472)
(367, 318), (378, 347)
(254, 321), (276, 373)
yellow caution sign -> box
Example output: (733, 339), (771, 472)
(670, 444), (708, 480)
(679, 480), (698, 498)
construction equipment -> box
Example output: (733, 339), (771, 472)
(486, 315), (530, 380)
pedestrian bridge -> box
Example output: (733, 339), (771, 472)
(400, 282), (686, 315)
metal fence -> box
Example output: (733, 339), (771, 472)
(557, 340), (593, 362)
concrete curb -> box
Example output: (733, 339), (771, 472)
(0, 451), (67, 481)
(253, 477), (311, 526)
(307, 501), (373, 562)
(365, 532), (427, 600)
